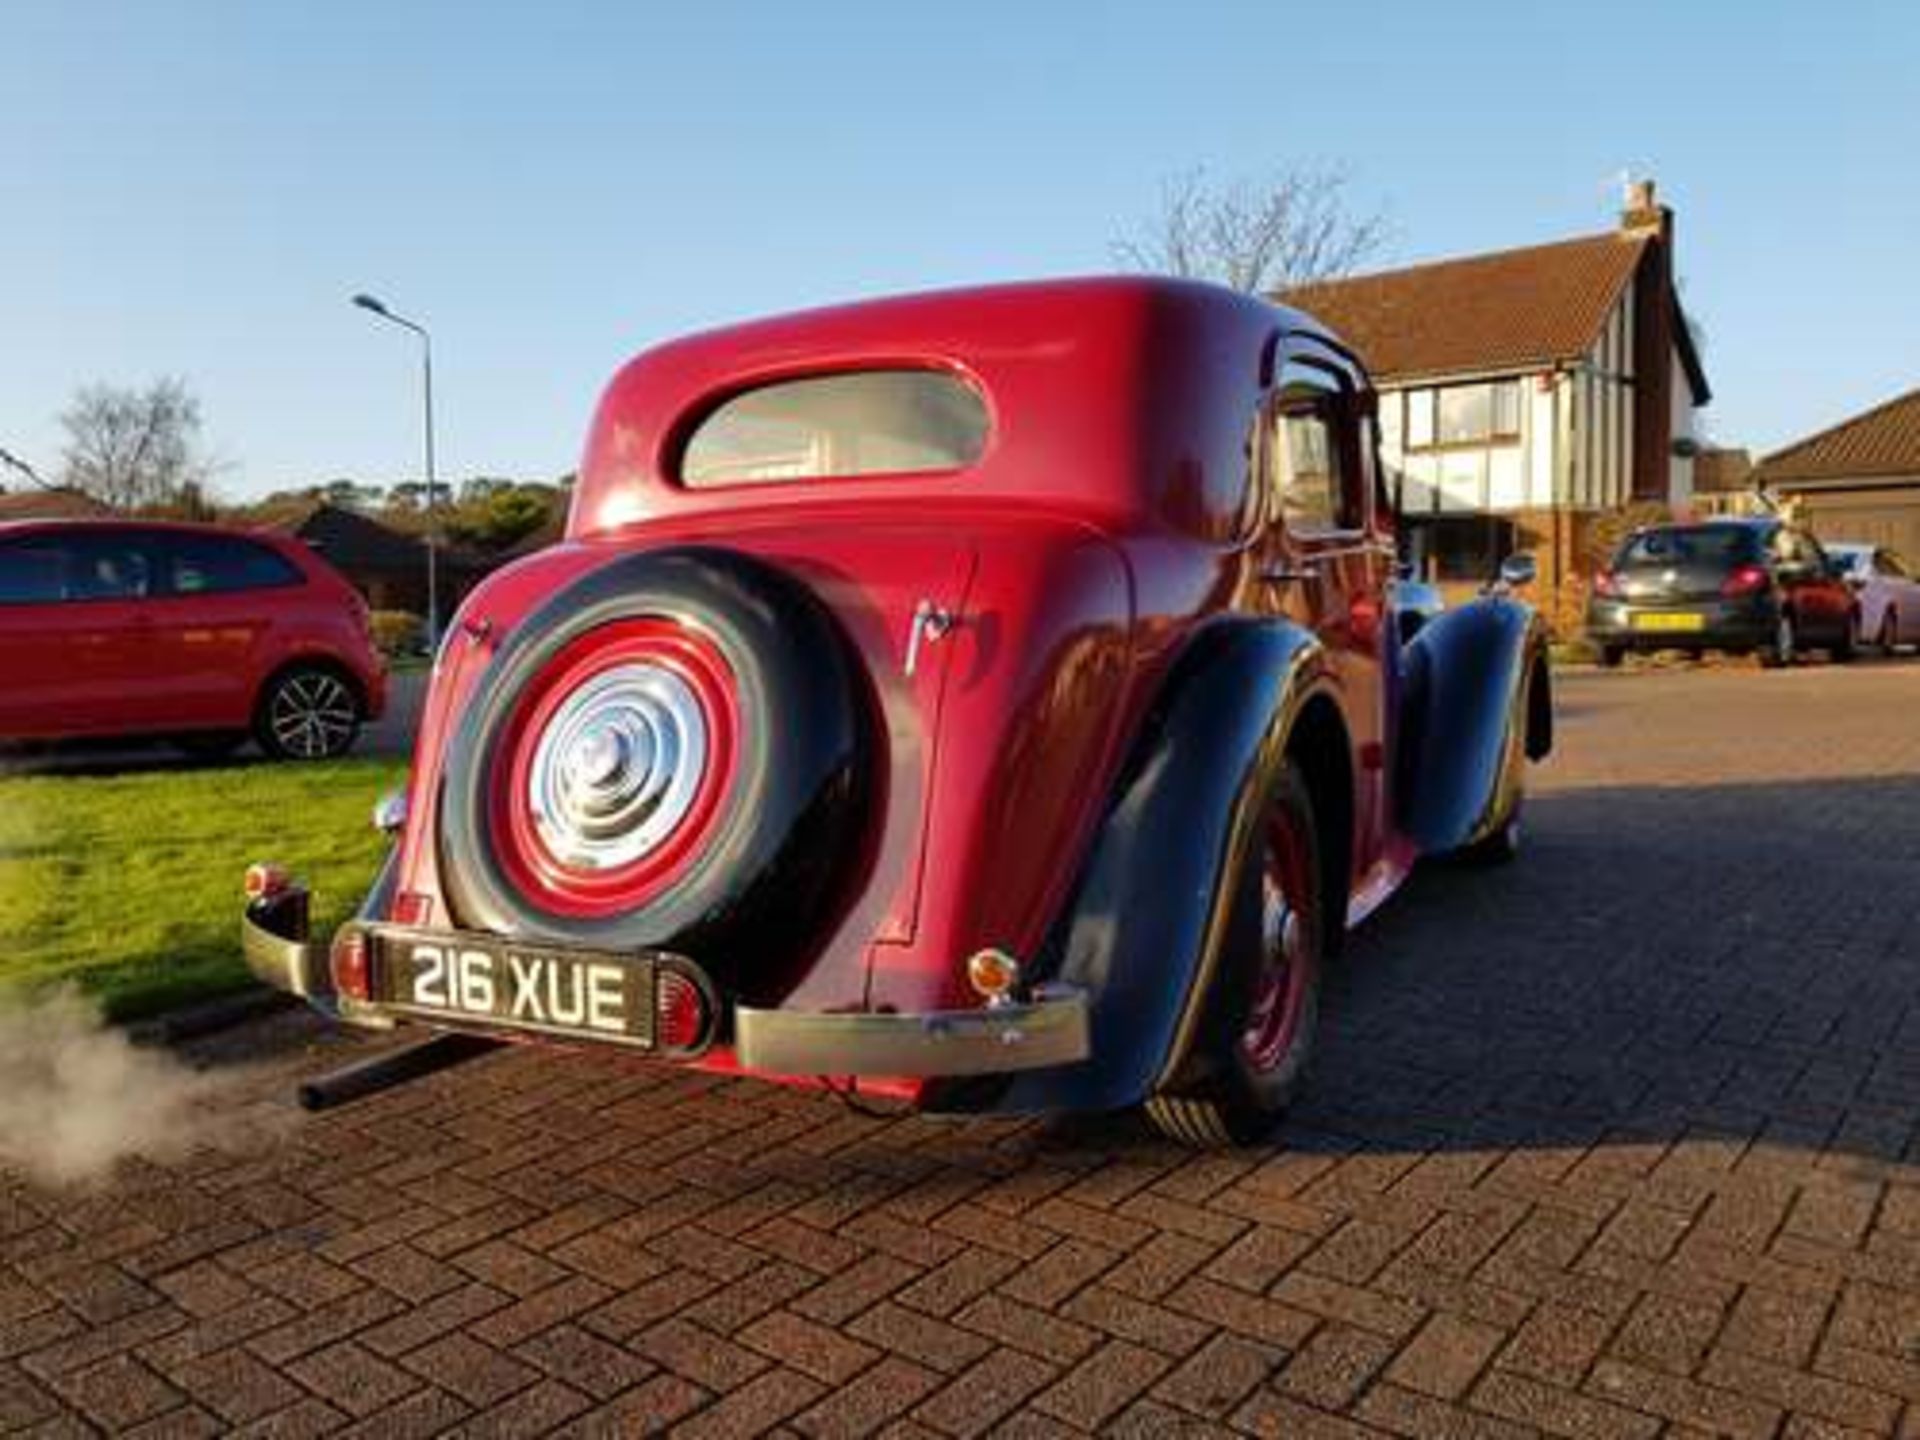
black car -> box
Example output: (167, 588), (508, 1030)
(1586, 518), (1857, 668)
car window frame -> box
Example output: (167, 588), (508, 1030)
(6, 528), (161, 606)
(151, 532), (306, 600)
(1260, 362), (1366, 544)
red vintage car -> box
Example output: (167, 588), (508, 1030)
(245, 278), (1550, 1143)
(0, 519), (387, 760)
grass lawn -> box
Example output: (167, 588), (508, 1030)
(0, 757), (408, 1020)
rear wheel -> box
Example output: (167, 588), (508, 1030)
(1760, 612), (1797, 669)
(1833, 615), (1859, 663)
(1598, 645), (1624, 670)
(256, 666), (362, 760)
(1458, 799), (1523, 866)
(1880, 610), (1899, 655)
(1146, 763), (1323, 1147)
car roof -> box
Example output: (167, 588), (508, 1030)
(0, 518), (284, 542)
(571, 275), (1361, 539)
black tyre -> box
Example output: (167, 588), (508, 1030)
(436, 547), (870, 994)
(1457, 798), (1523, 866)
(1597, 645), (1624, 670)
(1145, 762), (1324, 1147)
(1879, 611), (1899, 656)
(255, 665), (363, 760)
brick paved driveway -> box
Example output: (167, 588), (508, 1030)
(6, 663), (1920, 1437)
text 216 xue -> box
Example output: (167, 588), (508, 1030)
(244, 277), (1552, 1144)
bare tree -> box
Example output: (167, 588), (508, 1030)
(58, 378), (212, 511)
(1116, 166), (1389, 294)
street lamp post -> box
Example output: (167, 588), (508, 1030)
(352, 292), (440, 651)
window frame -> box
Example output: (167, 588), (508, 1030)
(152, 533), (305, 599)
(1261, 366), (1366, 541)
(673, 366), (993, 490)
(1402, 379), (1524, 453)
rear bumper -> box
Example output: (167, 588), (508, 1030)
(1586, 595), (1776, 650)
(734, 992), (1090, 1077)
(241, 880), (1090, 1078)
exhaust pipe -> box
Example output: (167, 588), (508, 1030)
(295, 1033), (502, 1111)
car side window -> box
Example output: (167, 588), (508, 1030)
(64, 534), (152, 601)
(1265, 392), (1357, 536)
(156, 535), (303, 596)
(0, 539), (69, 604)
(1880, 549), (1909, 580)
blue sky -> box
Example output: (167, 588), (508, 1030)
(4, 1), (1915, 499)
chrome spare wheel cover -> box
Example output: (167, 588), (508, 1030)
(528, 663), (708, 870)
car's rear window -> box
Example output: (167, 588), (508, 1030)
(1615, 526), (1763, 569)
(679, 370), (988, 488)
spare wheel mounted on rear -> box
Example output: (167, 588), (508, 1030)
(437, 547), (872, 986)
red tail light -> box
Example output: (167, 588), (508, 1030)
(1722, 564), (1769, 598)
(330, 930), (371, 1001)
(1592, 571), (1624, 598)
(655, 970), (710, 1051)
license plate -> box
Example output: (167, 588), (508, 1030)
(370, 929), (660, 1045)
(1631, 611), (1705, 633)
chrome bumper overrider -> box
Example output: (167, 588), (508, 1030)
(242, 906), (327, 1001)
(734, 988), (1090, 1077)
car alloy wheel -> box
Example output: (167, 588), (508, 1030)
(1763, 612), (1796, 669)
(263, 669), (360, 760)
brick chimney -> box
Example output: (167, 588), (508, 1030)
(1622, 178), (1676, 501)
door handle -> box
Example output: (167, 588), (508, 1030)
(903, 599), (955, 679)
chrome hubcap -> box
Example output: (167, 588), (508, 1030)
(270, 673), (356, 758)
(528, 663), (707, 870)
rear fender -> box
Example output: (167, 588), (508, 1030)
(1394, 597), (1551, 853)
(979, 617), (1326, 1115)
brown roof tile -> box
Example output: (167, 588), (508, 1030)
(0, 488), (111, 521)
(1756, 386), (1920, 484)
(1280, 232), (1649, 383)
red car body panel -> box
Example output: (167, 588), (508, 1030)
(0, 519), (387, 743)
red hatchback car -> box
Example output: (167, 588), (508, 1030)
(0, 519), (387, 759)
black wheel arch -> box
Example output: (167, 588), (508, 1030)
(961, 615), (1336, 1118)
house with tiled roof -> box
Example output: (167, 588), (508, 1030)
(0, 487), (111, 522)
(1282, 180), (1710, 588)
(1752, 388), (1920, 558)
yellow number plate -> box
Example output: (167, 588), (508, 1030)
(1631, 612), (1705, 633)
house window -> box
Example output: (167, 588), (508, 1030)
(1406, 381), (1521, 449)
(1404, 515), (1516, 584)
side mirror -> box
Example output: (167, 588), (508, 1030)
(1497, 552), (1538, 588)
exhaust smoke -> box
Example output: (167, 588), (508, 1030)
(0, 988), (259, 1187)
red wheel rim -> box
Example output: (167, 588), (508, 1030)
(1241, 811), (1314, 1074)
(492, 618), (740, 918)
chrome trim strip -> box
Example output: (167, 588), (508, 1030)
(734, 986), (1090, 1077)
